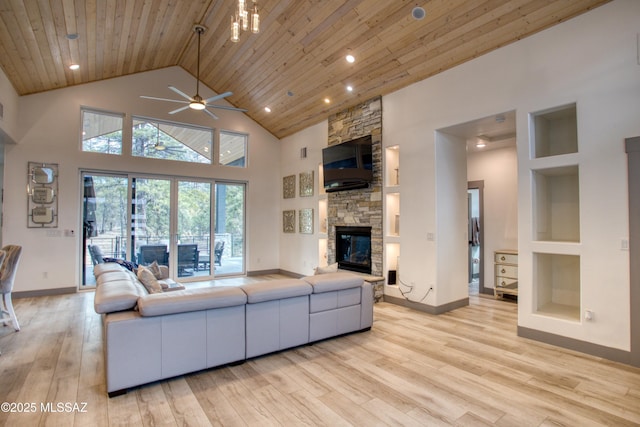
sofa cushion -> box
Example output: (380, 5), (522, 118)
(94, 279), (145, 314)
(94, 262), (127, 278)
(241, 279), (312, 303)
(137, 266), (163, 294)
(302, 272), (364, 293)
(137, 286), (247, 317)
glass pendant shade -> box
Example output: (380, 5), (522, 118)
(251, 6), (260, 33)
(231, 17), (240, 42)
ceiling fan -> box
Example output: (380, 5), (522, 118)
(140, 24), (247, 120)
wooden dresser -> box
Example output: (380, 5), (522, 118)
(494, 249), (518, 299)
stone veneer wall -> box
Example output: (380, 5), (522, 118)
(327, 97), (383, 276)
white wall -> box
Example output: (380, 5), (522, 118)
(279, 121), (328, 276)
(467, 146), (519, 288)
(3, 67), (281, 292)
(379, 0), (639, 350)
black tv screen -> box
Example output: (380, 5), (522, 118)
(322, 135), (373, 192)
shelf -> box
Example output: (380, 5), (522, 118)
(385, 145), (400, 187)
(531, 103), (577, 159)
(532, 165), (580, 242)
(534, 252), (580, 321)
(386, 193), (400, 237)
(535, 303), (581, 322)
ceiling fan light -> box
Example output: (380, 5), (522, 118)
(154, 143), (166, 151)
(189, 101), (206, 110)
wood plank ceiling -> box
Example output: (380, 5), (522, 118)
(0, 0), (611, 139)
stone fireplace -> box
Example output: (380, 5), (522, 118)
(327, 97), (383, 277)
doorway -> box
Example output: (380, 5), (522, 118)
(468, 181), (485, 295)
(438, 110), (517, 298)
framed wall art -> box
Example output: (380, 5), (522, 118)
(299, 171), (314, 197)
(299, 208), (314, 234)
(283, 175), (296, 199)
(283, 210), (296, 233)
(27, 161), (59, 228)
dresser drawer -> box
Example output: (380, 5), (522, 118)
(495, 277), (517, 288)
(495, 264), (517, 279)
(495, 252), (517, 265)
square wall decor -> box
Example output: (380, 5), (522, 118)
(283, 175), (296, 199)
(283, 210), (296, 233)
(299, 171), (314, 197)
(299, 208), (314, 234)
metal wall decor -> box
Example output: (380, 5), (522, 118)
(283, 175), (296, 199)
(299, 171), (314, 197)
(299, 208), (314, 234)
(283, 210), (296, 233)
(27, 161), (59, 228)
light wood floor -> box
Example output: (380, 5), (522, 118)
(1, 276), (640, 426)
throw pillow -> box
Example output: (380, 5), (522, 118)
(148, 261), (163, 279)
(314, 262), (338, 275)
(137, 265), (163, 294)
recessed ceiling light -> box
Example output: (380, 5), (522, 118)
(264, 106), (271, 113)
(69, 64), (80, 70)
(287, 90), (294, 97)
(412, 6), (426, 20)
(66, 33), (79, 40)
(346, 85), (353, 92)
(346, 54), (355, 63)
(324, 98), (330, 104)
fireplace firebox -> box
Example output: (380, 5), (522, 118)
(335, 226), (372, 274)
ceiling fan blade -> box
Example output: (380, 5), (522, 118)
(204, 91), (233, 103)
(169, 105), (190, 115)
(203, 109), (219, 120)
(168, 86), (193, 101)
(207, 104), (248, 112)
(140, 95), (189, 104)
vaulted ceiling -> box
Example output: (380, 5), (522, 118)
(0, 0), (610, 139)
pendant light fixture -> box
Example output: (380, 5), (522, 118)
(231, 0), (259, 42)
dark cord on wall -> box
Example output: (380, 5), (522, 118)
(397, 277), (432, 303)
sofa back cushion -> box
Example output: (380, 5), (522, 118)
(137, 286), (247, 317)
(94, 279), (145, 314)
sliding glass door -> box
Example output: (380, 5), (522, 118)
(82, 173), (129, 286)
(177, 180), (212, 278)
(81, 173), (241, 286)
(214, 182), (245, 276)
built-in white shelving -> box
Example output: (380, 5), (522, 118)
(384, 145), (400, 286)
(530, 103), (581, 321)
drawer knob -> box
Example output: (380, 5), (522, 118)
(501, 268), (506, 274)
(501, 281), (506, 286)
(500, 256), (506, 261)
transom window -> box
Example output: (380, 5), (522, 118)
(219, 131), (247, 167)
(132, 117), (213, 164)
(81, 108), (124, 154)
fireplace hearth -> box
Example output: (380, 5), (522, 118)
(335, 226), (372, 274)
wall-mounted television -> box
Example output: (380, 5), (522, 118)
(322, 135), (373, 192)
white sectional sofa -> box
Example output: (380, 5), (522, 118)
(93, 263), (373, 396)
